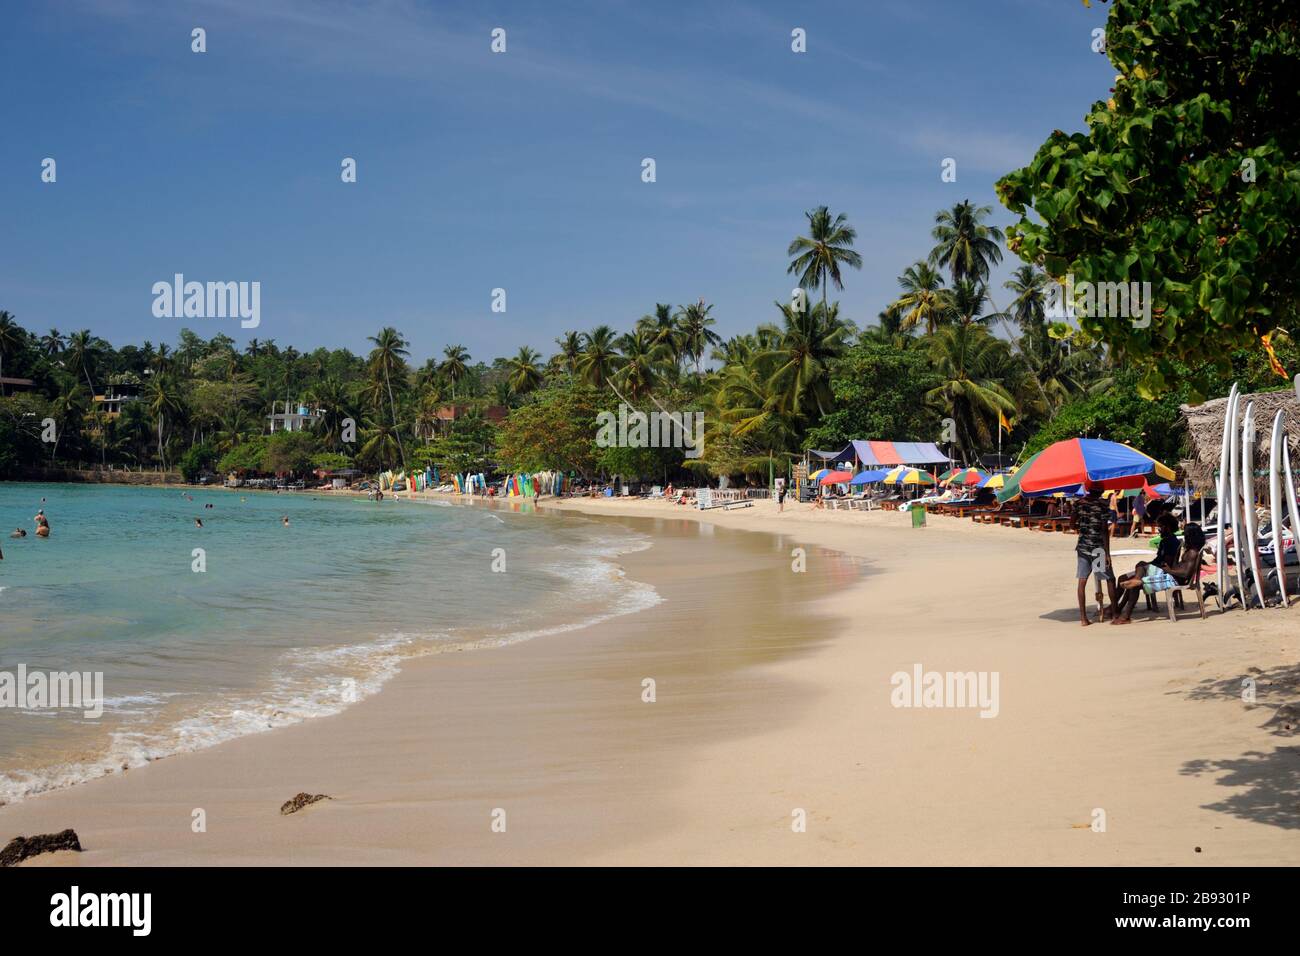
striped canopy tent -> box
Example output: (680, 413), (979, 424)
(816, 440), (950, 469)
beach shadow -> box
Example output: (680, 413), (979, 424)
(1180, 747), (1300, 829)
(1038, 607), (1090, 623)
(1179, 663), (1300, 737)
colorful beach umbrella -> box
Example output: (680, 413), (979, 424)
(1004, 439), (1174, 499)
(818, 470), (854, 485)
(995, 450), (1046, 502)
(884, 466), (937, 486)
(849, 469), (890, 486)
(948, 466), (989, 486)
(937, 467), (962, 482)
(979, 472), (1009, 489)
(809, 468), (832, 480)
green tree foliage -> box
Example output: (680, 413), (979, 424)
(496, 384), (602, 476)
(178, 441), (217, 481)
(998, 0), (1300, 396)
(262, 431), (320, 475)
(217, 435), (269, 475)
(804, 341), (943, 451)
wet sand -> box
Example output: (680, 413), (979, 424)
(4, 495), (1298, 865)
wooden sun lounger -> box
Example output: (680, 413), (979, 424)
(1011, 515), (1056, 530)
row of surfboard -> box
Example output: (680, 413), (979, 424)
(1214, 383), (1300, 609)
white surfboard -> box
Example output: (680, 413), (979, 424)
(1228, 390), (1247, 609)
(1216, 384), (1236, 606)
(1241, 402), (1267, 608)
(1284, 440), (1300, 608)
(1269, 410), (1288, 608)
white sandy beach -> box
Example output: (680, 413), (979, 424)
(3, 494), (1298, 866)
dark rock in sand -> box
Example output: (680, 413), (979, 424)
(1264, 703), (1299, 735)
(280, 792), (331, 815)
(0, 829), (83, 867)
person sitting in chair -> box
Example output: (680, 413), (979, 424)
(1112, 523), (1207, 624)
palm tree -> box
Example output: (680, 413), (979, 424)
(891, 262), (949, 336)
(614, 329), (666, 401)
(787, 206), (863, 319)
(711, 333), (762, 368)
(358, 417), (402, 471)
(41, 328), (65, 358)
(146, 372), (185, 469)
(713, 357), (803, 471)
(149, 342), (172, 375)
(65, 329), (104, 398)
(439, 345), (470, 399)
(576, 326), (624, 389)
(214, 408), (255, 457)
(759, 300), (849, 417)
(414, 393), (441, 442)
(0, 311), (24, 397)
(367, 327), (410, 469)
(929, 200), (1004, 285)
(551, 331), (582, 376)
(308, 376), (355, 449)
(48, 382), (88, 462)
(674, 300), (722, 376)
(638, 304), (683, 367)
(948, 278), (990, 326)
(924, 324), (1017, 459)
(504, 346), (544, 396)
(1000, 265), (1050, 355)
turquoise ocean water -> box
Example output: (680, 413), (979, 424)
(0, 483), (657, 803)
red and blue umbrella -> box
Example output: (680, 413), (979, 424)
(1011, 438), (1174, 498)
(818, 470), (854, 485)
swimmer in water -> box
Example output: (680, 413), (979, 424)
(195, 518), (204, 528)
(9, 528), (25, 538)
(34, 510), (50, 536)
(281, 516), (290, 527)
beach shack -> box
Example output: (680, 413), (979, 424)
(805, 439), (950, 501)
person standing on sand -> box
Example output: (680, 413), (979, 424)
(1075, 486), (1116, 625)
(776, 479), (786, 513)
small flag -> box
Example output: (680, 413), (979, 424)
(998, 410), (1011, 434)
(1261, 333), (1289, 380)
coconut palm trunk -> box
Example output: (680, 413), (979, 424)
(384, 366), (407, 470)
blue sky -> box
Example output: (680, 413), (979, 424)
(1, 0), (1114, 365)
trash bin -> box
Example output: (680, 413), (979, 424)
(911, 506), (927, 528)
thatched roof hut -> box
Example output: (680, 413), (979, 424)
(1179, 388), (1300, 495)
